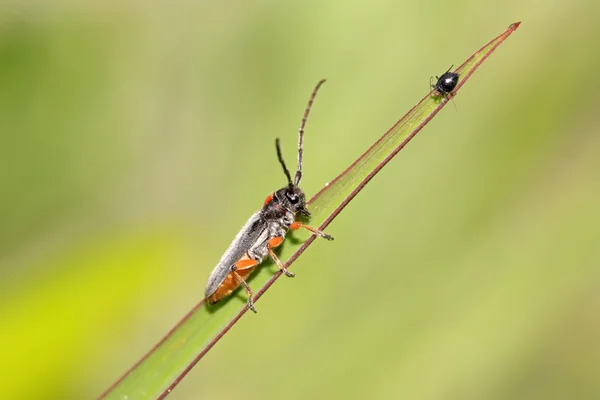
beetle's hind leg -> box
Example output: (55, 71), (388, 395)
(231, 266), (257, 313)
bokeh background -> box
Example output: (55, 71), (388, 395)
(2, 1), (599, 399)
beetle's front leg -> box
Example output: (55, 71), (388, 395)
(290, 221), (334, 240)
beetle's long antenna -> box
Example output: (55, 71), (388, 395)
(276, 138), (293, 187)
(295, 79), (326, 186)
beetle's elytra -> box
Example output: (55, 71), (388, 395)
(431, 65), (460, 97)
(205, 80), (333, 313)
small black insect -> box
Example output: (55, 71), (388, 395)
(431, 66), (459, 97)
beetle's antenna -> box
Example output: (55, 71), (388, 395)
(276, 138), (293, 187)
(295, 79), (326, 186)
(430, 65), (454, 92)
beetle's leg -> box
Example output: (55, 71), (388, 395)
(231, 265), (257, 313)
(268, 247), (294, 278)
(290, 222), (334, 240)
(267, 236), (294, 277)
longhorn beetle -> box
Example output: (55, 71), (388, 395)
(205, 79), (333, 313)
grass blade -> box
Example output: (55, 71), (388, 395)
(99, 21), (521, 400)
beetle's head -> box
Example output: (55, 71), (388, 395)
(274, 185), (308, 216)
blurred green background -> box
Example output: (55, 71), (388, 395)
(1, 1), (599, 399)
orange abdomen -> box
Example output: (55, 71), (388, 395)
(207, 236), (286, 305)
(208, 255), (258, 304)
